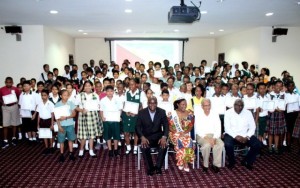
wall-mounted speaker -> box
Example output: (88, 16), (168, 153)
(272, 28), (288, 36)
(5, 26), (22, 34)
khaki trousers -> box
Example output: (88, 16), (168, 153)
(196, 134), (224, 168)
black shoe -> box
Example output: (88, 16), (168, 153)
(227, 163), (235, 170)
(69, 152), (75, 161)
(11, 138), (17, 146)
(202, 167), (208, 173)
(59, 154), (65, 163)
(147, 169), (154, 176)
(211, 165), (220, 173)
(1, 141), (9, 149)
(42, 148), (50, 155)
(109, 150), (114, 158)
(241, 160), (253, 170)
(114, 150), (120, 157)
(155, 166), (162, 175)
(49, 147), (55, 154)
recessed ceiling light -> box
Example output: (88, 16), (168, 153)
(210, 32), (214, 35)
(78, 30), (83, 32)
(126, 29), (132, 33)
(50, 10), (58, 14)
(217, 0), (224, 3)
(83, 33), (88, 35)
(125, 0), (133, 1)
(201, 11), (208, 14)
(297, 1), (300, 5)
(219, 29), (224, 32)
(174, 29), (180, 32)
(265, 12), (274, 16)
(124, 9), (132, 13)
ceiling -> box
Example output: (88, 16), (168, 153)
(0, 0), (300, 38)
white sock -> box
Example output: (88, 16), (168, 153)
(79, 150), (84, 156)
(97, 138), (100, 143)
(29, 138), (33, 141)
(18, 133), (22, 138)
(89, 150), (95, 155)
(134, 145), (138, 151)
(126, 145), (131, 151)
(32, 137), (36, 141)
(25, 133), (28, 138)
(4, 139), (8, 142)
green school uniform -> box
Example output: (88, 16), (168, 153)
(122, 90), (141, 133)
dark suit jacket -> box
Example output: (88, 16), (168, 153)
(136, 107), (169, 141)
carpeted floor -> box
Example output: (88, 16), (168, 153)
(0, 140), (300, 188)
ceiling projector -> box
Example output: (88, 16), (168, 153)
(168, 0), (201, 23)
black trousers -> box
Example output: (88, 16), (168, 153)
(224, 134), (261, 166)
(140, 138), (168, 171)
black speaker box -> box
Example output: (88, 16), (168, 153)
(5, 26), (22, 34)
(272, 28), (288, 35)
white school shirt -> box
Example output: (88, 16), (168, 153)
(225, 94), (241, 109)
(224, 108), (256, 138)
(150, 83), (161, 98)
(114, 93), (126, 108)
(285, 92), (300, 113)
(168, 87), (181, 102)
(49, 94), (60, 104)
(100, 96), (122, 121)
(195, 110), (221, 139)
(269, 91), (286, 113)
(256, 94), (270, 117)
(210, 94), (226, 115)
(75, 92), (100, 110)
(158, 101), (173, 115)
(19, 92), (38, 117)
(37, 100), (54, 119)
(205, 86), (215, 98)
(243, 94), (257, 111)
(127, 89), (148, 109)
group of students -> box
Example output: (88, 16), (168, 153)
(0, 59), (299, 169)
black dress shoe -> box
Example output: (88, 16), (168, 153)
(241, 161), (253, 170)
(109, 150), (114, 158)
(69, 152), (76, 161)
(147, 169), (154, 176)
(211, 165), (220, 173)
(155, 167), (162, 175)
(59, 154), (65, 163)
(202, 167), (208, 173)
(114, 150), (120, 157)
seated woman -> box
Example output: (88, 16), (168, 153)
(168, 98), (195, 172)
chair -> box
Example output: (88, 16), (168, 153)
(234, 144), (249, 156)
(137, 145), (168, 170)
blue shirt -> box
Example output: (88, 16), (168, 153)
(55, 100), (76, 126)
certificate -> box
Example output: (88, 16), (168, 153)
(275, 99), (285, 111)
(154, 71), (163, 78)
(287, 102), (300, 113)
(53, 122), (58, 132)
(104, 111), (121, 122)
(84, 100), (99, 112)
(39, 128), (52, 138)
(262, 101), (275, 111)
(243, 98), (256, 109)
(123, 101), (139, 114)
(2, 93), (17, 104)
(54, 105), (70, 119)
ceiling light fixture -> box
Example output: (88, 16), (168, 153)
(210, 32), (214, 35)
(174, 29), (180, 32)
(49, 10), (58, 14)
(201, 11), (208, 14)
(126, 29), (132, 33)
(125, 0), (133, 1)
(219, 29), (224, 32)
(83, 33), (88, 35)
(78, 30), (83, 32)
(297, 1), (300, 5)
(124, 9), (132, 13)
(265, 12), (274, 16)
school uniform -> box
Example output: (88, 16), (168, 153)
(225, 94), (241, 109)
(76, 92), (102, 140)
(37, 100), (54, 129)
(210, 93), (227, 133)
(174, 80), (183, 89)
(19, 91), (39, 132)
(157, 100), (173, 115)
(243, 94), (257, 115)
(100, 96), (122, 141)
(168, 87), (181, 102)
(267, 92), (286, 135)
(285, 91), (300, 134)
(256, 94), (270, 136)
(241, 69), (251, 78)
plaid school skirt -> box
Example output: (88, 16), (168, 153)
(267, 111), (286, 135)
(292, 112), (300, 138)
(77, 111), (103, 139)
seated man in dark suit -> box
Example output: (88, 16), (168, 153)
(136, 96), (169, 176)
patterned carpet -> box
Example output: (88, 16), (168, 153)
(0, 140), (300, 188)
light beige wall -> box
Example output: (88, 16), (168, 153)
(184, 37), (215, 67)
(0, 25), (45, 85)
(44, 27), (75, 74)
(75, 38), (110, 69)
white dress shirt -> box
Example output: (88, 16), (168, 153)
(195, 110), (221, 139)
(37, 100), (54, 119)
(224, 108), (256, 138)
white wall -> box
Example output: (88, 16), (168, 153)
(44, 27), (75, 75)
(216, 27), (300, 86)
(75, 38), (110, 69)
(184, 38), (215, 66)
(0, 25), (45, 85)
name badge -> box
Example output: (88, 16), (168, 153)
(135, 95), (139, 100)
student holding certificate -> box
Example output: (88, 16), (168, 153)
(284, 81), (300, 152)
(37, 89), (54, 155)
(268, 80), (286, 154)
(76, 81), (102, 158)
(243, 83), (257, 115)
(0, 77), (21, 149)
(225, 84), (241, 109)
(100, 85), (122, 158)
(122, 78), (147, 155)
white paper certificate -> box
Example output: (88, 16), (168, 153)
(54, 105), (70, 119)
(84, 100), (99, 112)
(53, 122), (58, 132)
(262, 101), (275, 111)
(104, 111), (121, 122)
(123, 101), (139, 114)
(287, 102), (299, 113)
(243, 98), (256, 109)
(3, 93), (17, 104)
(39, 128), (52, 138)
(275, 99), (286, 111)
